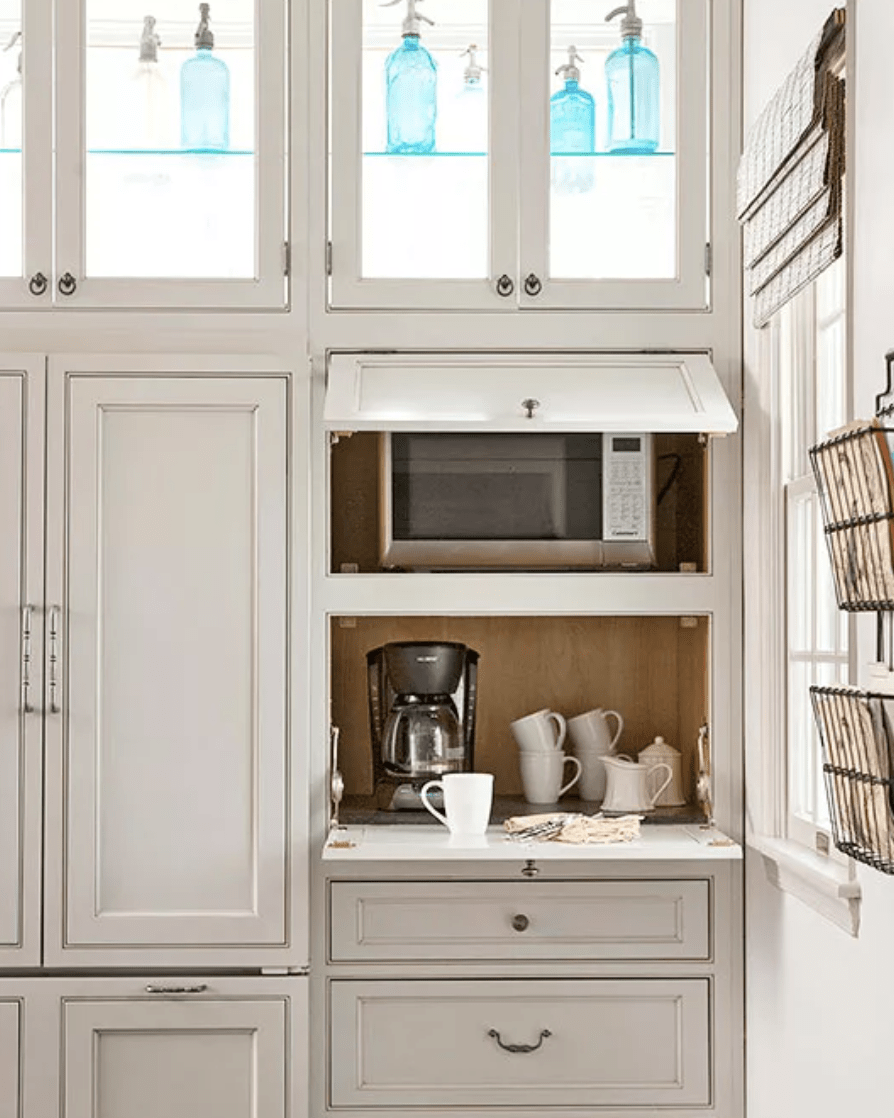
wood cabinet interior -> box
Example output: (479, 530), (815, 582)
(329, 433), (707, 574)
(330, 615), (709, 805)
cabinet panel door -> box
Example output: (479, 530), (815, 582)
(0, 361), (43, 965)
(45, 368), (290, 962)
(63, 997), (286, 1118)
(0, 1000), (21, 1117)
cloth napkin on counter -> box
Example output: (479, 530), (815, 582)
(503, 812), (642, 844)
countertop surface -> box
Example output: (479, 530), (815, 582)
(322, 822), (742, 862)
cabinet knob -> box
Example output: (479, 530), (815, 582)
(58, 272), (78, 296)
(495, 274), (515, 297)
(523, 273), (542, 297)
(511, 913), (530, 932)
(28, 272), (48, 297)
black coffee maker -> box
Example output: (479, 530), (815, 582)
(367, 641), (479, 810)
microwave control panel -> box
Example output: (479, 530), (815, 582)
(602, 433), (652, 542)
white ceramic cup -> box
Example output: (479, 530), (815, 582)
(510, 709), (567, 753)
(420, 773), (494, 835)
(567, 709), (625, 801)
(519, 751), (582, 804)
(567, 708), (624, 754)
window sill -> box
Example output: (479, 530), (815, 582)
(748, 834), (862, 936)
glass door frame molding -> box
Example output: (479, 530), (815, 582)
(328, 0), (711, 312)
(53, 0), (289, 309)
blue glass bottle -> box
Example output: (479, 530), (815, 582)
(604, 2), (660, 154)
(180, 3), (230, 151)
(550, 47), (595, 154)
(383, 0), (437, 154)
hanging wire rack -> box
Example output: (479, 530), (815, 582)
(810, 686), (894, 873)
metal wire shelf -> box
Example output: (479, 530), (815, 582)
(810, 685), (894, 873)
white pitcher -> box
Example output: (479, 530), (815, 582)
(601, 754), (672, 814)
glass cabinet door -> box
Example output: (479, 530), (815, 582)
(519, 0), (709, 309)
(54, 0), (287, 308)
(0, 0), (51, 306)
(329, 0), (518, 309)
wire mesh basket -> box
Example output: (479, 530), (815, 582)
(810, 685), (894, 873)
(809, 420), (894, 611)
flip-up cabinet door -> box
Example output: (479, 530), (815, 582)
(44, 359), (296, 967)
(0, 360), (44, 966)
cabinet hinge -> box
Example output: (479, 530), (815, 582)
(704, 242), (713, 276)
(326, 240), (333, 276)
(282, 241), (291, 277)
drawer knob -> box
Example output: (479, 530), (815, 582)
(511, 913), (530, 932)
(488, 1028), (552, 1054)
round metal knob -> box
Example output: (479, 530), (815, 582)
(511, 913), (530, 932)
(28, 272), (48, 297)
(58, 272), (77, 296)
(521, 859), (539, 878)
(521, 398), (540, 419)
(495, 274), (515, 297)
(523, 272), (542, 297)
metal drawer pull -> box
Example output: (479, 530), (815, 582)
(488, 1028), (552, 1054)
(48, 606), (60, 714)
(21, 605), (34, 714)
(58, 272), (77, 296)
(145, 984), (208, 995)
(523, 272), (542, 297)
(511, 913), (530, 932)
(28, 272), (48, 296)
(495, 274), (514, 297)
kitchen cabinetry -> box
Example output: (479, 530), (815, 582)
(328, 0), (727, 311)
(320, 842), (742, 1118)
(0, 0), (287, 309)
(0, 354), (304, 969)
(0, 975), (307, 1118)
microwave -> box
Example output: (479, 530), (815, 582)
(380, 432), (655, 570)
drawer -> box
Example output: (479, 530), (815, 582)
(329, 978), (711, 1110)
(329, 879), (710, 961)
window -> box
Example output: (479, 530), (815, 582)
(777, 258), (851, 852)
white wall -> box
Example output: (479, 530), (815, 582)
(745, 2), (894, 1115)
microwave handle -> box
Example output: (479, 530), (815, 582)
(463, 651), (480, 768)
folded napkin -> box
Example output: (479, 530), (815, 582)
(504, 812), (642, 845)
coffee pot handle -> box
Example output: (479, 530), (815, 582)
(548, 711), (567, 750)
(603, 709), (624, 750)
(420, 780), (449, 827)
(647, 762), (673, 807)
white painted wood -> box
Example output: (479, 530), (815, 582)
(328, 0), (516, 311)
(16, 0), (53, 309)
(323, 823), (740, 861)
(329, 878), (710, 961)
(53, 0), (288, 309)
(0, 359), (44, 966)
(519, 0), (711, 311)
(324, 352), (738, 432)
(330, 977), (710, 1109)
(43, 361), (292, 963)
(0, 1000), (20, 1118)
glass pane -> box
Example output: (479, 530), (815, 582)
(549, 0), (677, 280)
(787, 488), (814, 652)
(787, 659), (813, 821)
(85, 0), (255, 278)
(361, 0), (489, 278)
(0, 6), (22, 277)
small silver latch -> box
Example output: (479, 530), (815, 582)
(521, 398), (540, 419)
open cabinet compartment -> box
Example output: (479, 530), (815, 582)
(329, 613), (710, 824)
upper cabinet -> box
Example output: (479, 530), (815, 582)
(0, 0), (287, 309)
(328, 0), (710, 311)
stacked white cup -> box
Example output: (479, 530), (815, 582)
(566, 708), (624, 801)
(510, 709), (582, 804)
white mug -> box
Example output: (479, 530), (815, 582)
(511, 709), (567, 753)
(420, 773), (494, 835)
(567, 708), (624, 800)
(519, 751), (582, 804)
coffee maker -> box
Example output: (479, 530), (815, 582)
(367, 641), (479, 810)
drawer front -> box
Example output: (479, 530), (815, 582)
(330, 879), (710, 961)
(329, 978), (711, 1110)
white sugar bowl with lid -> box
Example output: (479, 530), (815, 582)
(638, 736), (685, 807)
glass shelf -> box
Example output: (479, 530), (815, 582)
(363, 151), (675, 158)
(88, 149), (254, 157)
